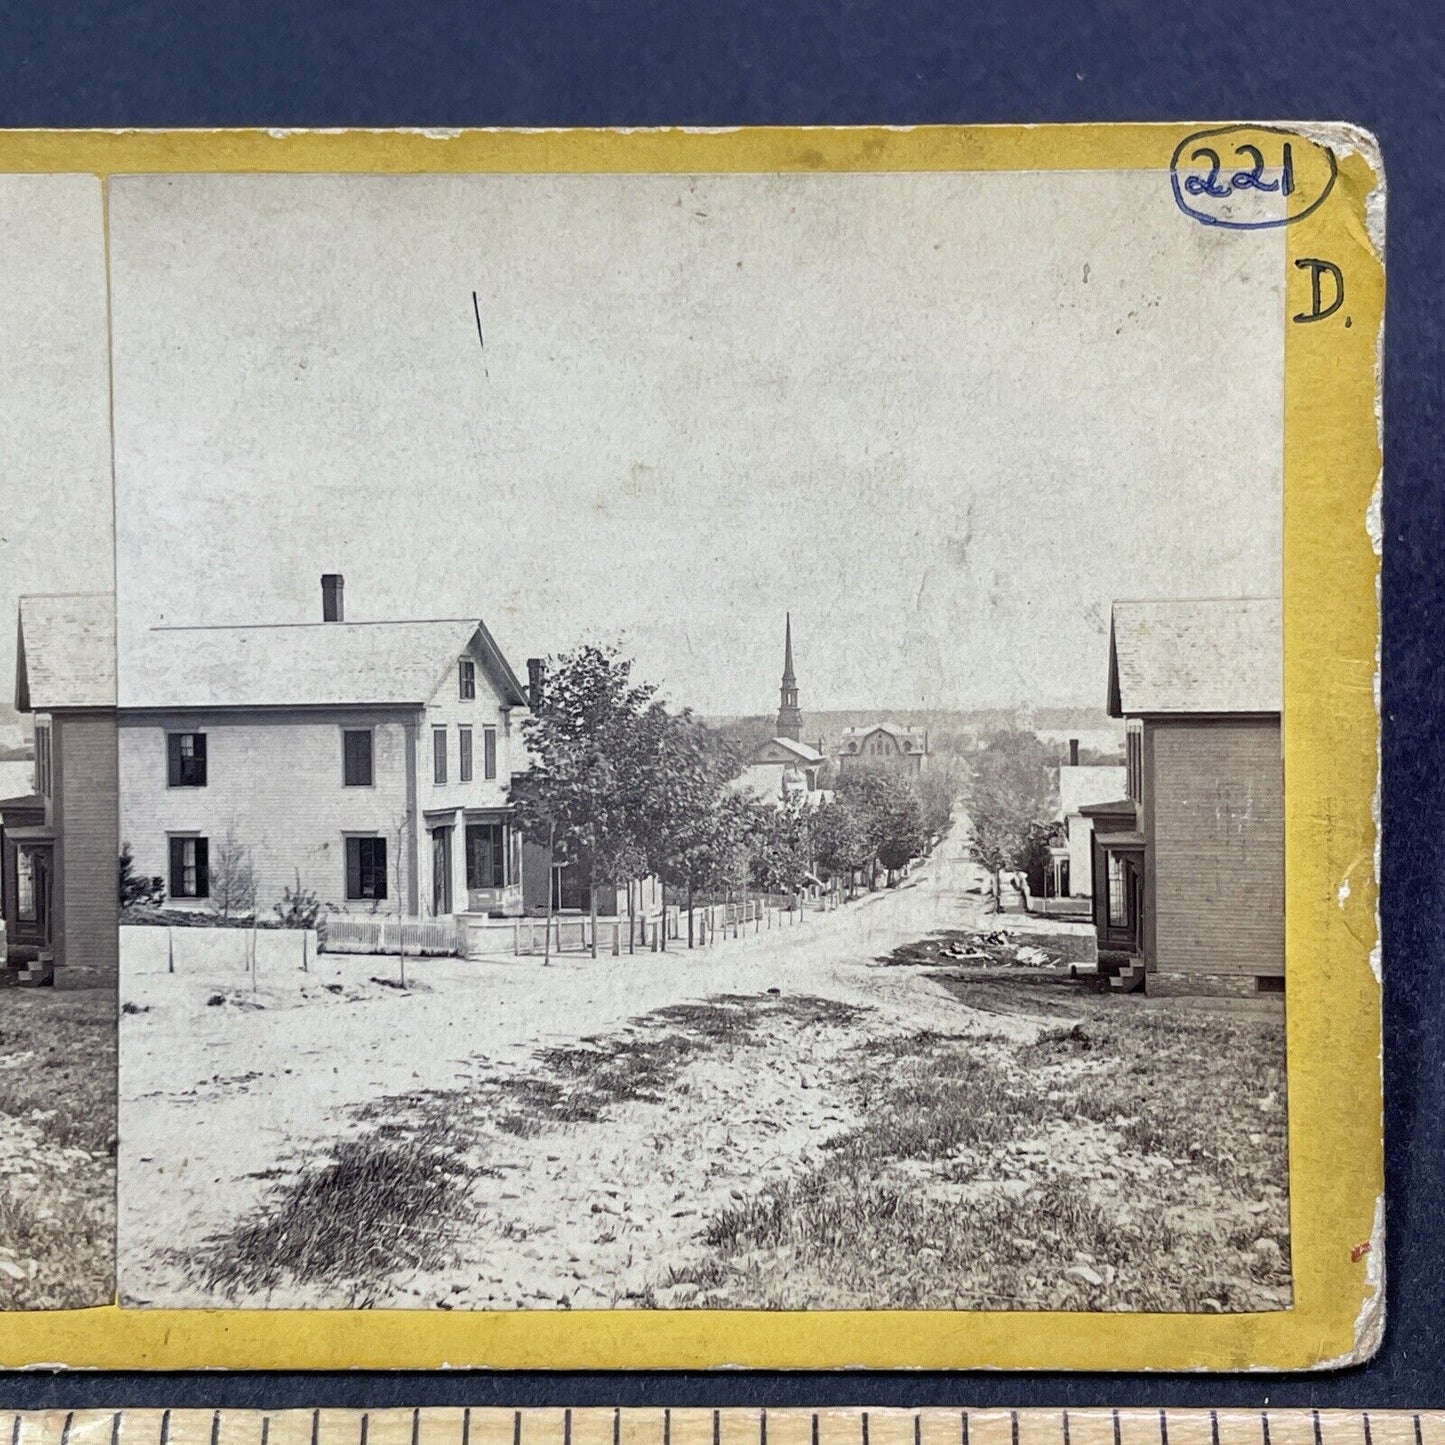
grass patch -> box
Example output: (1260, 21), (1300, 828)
(668, 991), (1290, 1312)
(190, 1122), (479, 1304)
(0, 986), (116, 1307)
(180, 990), (868, 1301)
(494, 993), (868, 1132)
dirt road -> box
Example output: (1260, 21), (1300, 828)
(119, 836), (1004, 1306)
(118, 834), (1290, 1314)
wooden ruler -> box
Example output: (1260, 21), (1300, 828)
(4, 1412), (1439, 1445)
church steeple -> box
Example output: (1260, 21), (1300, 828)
(776, 613), (802, 740)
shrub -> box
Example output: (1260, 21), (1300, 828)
(274, 872), (323, 930)
(118, 844), (165, 911)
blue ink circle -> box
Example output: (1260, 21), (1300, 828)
(1170, 124), (1338, 230)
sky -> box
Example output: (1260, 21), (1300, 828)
(106, 169), (1284, 716)
(0, 176), (114, 738)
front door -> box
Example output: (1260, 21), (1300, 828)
(1103, 846), (1144, 952)
(431, 827), (452, 916)
(552, 861), (590, 913)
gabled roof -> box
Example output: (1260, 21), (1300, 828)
(754, 735), (825, 765)
(1107, 597), (1281, 718)
(15, 593), (116, 712)
(838, 722), (929, 752)
(121, 617), (528, 711)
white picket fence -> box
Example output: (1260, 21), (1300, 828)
(322, 915), (462, 957)
(511, 895), (823, 957)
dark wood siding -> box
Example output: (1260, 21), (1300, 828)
(1146, 716), (1283, 977)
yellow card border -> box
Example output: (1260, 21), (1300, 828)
(0, 123), (1383, 1372)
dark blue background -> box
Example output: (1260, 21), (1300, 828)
(0, 0), (1438, 1411)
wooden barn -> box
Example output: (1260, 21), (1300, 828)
(1084, 597), (1283, 999)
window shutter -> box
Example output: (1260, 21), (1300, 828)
(484, 727), (497, 780)
(347, 838), (361, 899)
(374, 839), (388, 900)
(167, 734), (182, 786)
(194, 837), (210, 898)
(344, 730), (373, 787)
(169, 837), (185, 894)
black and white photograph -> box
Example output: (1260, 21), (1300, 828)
(105, 170), (1290, 1313)
(0, 175), (119, 1309)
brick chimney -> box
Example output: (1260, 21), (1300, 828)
(1068, 737), (1079, 767)
(526, 657), (545, 710)
(321, 574), (344, 622)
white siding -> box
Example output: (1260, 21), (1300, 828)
(119, 707), (418, 916)
(420, 644), (516, 814)
(418, 643), (523, 916)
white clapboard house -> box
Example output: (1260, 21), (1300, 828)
(118, 575), (531, 922)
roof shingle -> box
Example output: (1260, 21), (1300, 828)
(16, 593), (116, 711)
(1108, 597), (1281, 717)
(120, 618), (527, 711)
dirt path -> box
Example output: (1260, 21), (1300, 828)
(119, 830), (1290, 1313)
(120, 837), (1009, 1307)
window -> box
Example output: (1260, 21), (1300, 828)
(342, 729), (373, 787)
(1126, 729), (1143, 803)
(433, 726), (448, 784)
(345, 836), (388, 901)
(466, 822), (507, 890)
(1107, 853), (1129, 928)
(34, 725), (51, 797)
(459, 658), (476, 700)
(15, 850), (35, 922)
(169, 836), (209, 899)
(459, 726), (473, 782)
(483, 725), (498, 781)
(167, 732), (207, 787)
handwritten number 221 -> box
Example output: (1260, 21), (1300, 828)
(1185, 142), (1296, 199)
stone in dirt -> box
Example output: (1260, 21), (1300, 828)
(1065, 1264), (1104, 1288)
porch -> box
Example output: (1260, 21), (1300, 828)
(424, 806), (523, 918)
(1081, 798), (1147, 992)
(0, 794), (53, 984)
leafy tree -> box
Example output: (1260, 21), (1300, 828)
(838, 769), (927, 888)
(916, 762), (961, 844)
(629, 703), (741, 948)
(966, 728), (1058, 909)
(810, 795), (871, 897)
(749, 794), (813, 897)
(509, 645), (657, 960)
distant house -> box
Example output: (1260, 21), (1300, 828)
(1045, 742), (1127, 899)
(740, 734), (827, 804)
(836, 723), (929, 778)
(0, 593), (118, 988)
(1085, 597), (1283, 997)
(118, 575), (532, 921)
